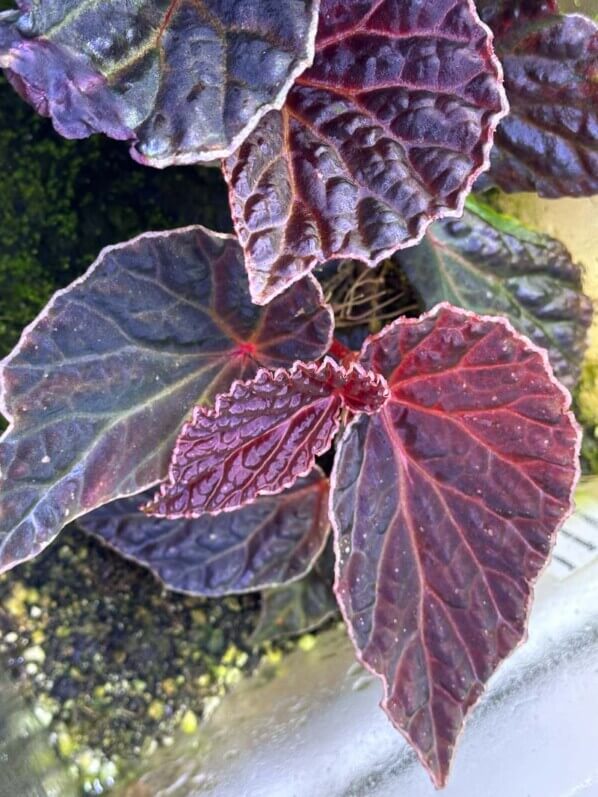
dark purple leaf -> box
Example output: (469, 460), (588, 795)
(147, 358), (388, 518)
(479, 11), (598, 196)
(475, 0), (558, 35)
(224, 0), (507, 304)
(398, 198), (593, 388)
(0, 227), (332, 573)
(331, 303), (580, 787)
(0, 0), (320, 167)
(79, 468), (330, 597)
(251, 540), (337, 643)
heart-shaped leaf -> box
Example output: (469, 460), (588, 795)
(331, 303), (580, 788)
(0, 226), (332, 573)
(148, 358), (389, 518)
(478, 10), (598, 196)
(252, 539), (337, 643)
(79, 468), (330, 597)
(224, 0), (507, 304)
(398, 198), (593, 388)
(0, 0), (320, 167)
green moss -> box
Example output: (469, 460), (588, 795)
(0, 75), (231, 358)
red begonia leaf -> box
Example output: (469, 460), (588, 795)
(79, 468), (330, 597)
(148, 358), (388, 518)
(0, 0), (320, 167)
(0, 226), (332, 573)
(223, 0), (507, 304)
(478, 10), (598, 197)
(331, 303), (580, 788)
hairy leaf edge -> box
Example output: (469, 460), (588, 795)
(83, 466), (332, 598)
(328, 300), (582, 788)
(223, 1), (511, 306)
(146, 356), (388, 519)
(0, 225), (334, 570)
(0, 3), (322, 168)
(132, 0), (323, 168)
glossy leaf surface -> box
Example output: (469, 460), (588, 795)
(331, 304), (580, 787)
(252, 540), (337, 643)
(148, 358), (388, 518)
(79, 469), (330, 597)
(224, 0), (507, 304)
(399, 200), (593, 388)
(480, 11), (598, 196)
(0, 227), (332, 573)
(0, 0), (320, 167)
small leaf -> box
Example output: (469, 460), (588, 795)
(331, 303), (580, 788)
(398, 199), (593, 388)
(252, 540), (337, 643)
(0, 0), (320, 167)
(224, 0), (507, 304)
(0, 227), (333, 573)
(148, 358), (388, 518)
(479, 10), (598, 197)
(79, 468), (330, 597)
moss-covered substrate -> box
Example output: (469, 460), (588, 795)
(0, 74), (231, 360)
(0, 527), (302, 795)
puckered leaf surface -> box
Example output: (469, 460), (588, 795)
(479, 11), (598, 196)
(224, 0), (507, 304)
(79, 468), (330, 597)
(331, 304), (580, 788)
(148, 358), (388, 518)
(398, 199), (593, 388)
(251, 539), (337, 643)
(475, 0), (558, 35)
(0, 0), (320, 167)
(0, 226), (332, 573)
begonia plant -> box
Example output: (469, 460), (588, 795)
(0, 0), (596, 787)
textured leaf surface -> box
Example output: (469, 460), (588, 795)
(0, 226), (332, 573)
(331, 304), (580, 787)
(79, 469), (330, 597)
(480, 11), (598, 196)
(252, 540), (337, 643)
(0, 0), (319, 167)
(475, 0), (558, 35)
(398, 200), (593, 388)
(148, 358), (388, 518)
(224, 0), (507, 303)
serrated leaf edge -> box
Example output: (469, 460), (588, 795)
(83, 466), (332, 598)
(328, 300), (581, 788)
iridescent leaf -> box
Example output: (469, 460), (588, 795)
(251, 540), (337, 643)
(79, 469), (330, 597)
(224, 0), (507, 304)
(331, 303), (580, 788)
(0, 226), (332, 573)
(148, 358), (388, 518)
(0, 0), (320, 167)
(479, 11), (598, 196)
(398, 199), (593, 388)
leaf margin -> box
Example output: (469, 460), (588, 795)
(223, 0), (511, 305)
(328, 300), (582, 788)
(0, 225), (334, 573)
(79, 466), (332, 598)
(145, 355), (389, 519)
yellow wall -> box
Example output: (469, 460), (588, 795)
(495, 194), (598, 423)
